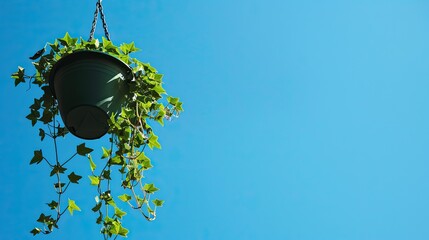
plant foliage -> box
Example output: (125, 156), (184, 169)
(12, 33), (183, 238)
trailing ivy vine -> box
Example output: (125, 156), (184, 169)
(12, 33), (183, 238)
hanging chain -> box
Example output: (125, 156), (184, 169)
(98, 0), (111, 40)
(88, 3), (99, 41)
(88, 0), (111, 41)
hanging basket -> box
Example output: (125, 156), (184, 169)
(49, 50), (134, 139)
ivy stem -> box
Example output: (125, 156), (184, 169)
(61, 152), (78, 167)
(43, 157), (54, 168)
(130, 184), (141, 209)
(52, 107), (63, 222)
(62, 181), (71, 193)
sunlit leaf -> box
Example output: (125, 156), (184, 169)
(167, 96), (179, 105)
(88, 154), (96, 172)
(148, 133), (161, 150)
(114, 207), (127, 219)
(143, 183), (159, 194)
(89, 175), (100, 185)
(101, 146), (111, 159)
(152, 199), (165, 207)
(118, 194), (132, 202)
(68, 199), (81, 215)
(58, 32), (78, 47)
(118, 225), (129, 237)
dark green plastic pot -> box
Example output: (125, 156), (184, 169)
(49, 50), (134, 140)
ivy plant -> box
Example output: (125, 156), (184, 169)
(12, 32), (183, 238)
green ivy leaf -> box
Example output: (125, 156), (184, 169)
(77, 143), (93, 156)
(50, 165), (67, 176)
(49, 40), (60, 52)
(147, 206), (154, 214)
(57, 126), (69, 137)
(110, 155), (125, 165)
(93, 39), (100, 48)
(139, 101), (152, 112)
(68, 199), (81, 216)
(102, 37), (120, 54)
(156, 108), (166, 126)
(122, 180), (131, 189)
(81, 38), (100, 49)
(154, 73), (163, 82)
(110, 220), (121, 235)
(136, 151), (149, 161)
(88, 154), (96, 172)
(68, 172), (82, 184)
(114, 207), (127, 219)
(30, 98), (42, 110)
(36, 213), (51, 223)
(11, 66), (25, 86)
(142, 159), (153, 170)
(39, 109), (53, 124)
(152, 199), (165, 207)
(38, 129), (45, 141)
(47, 200), (58, 210)
(119, 43), (130, 54)
(167, 96), (179, 105)
(96, 214), (103, 224)
(54, 182), (66, 189)
(175, 102), (184, 111)
(118, 225), (129, 237)
(30, 150), (43, 165)
(143, 63), (156, 72)
(102, 170), (111, 180)
(107, 198), (116, 207)
(58, 32), (78, 47)
(120, 107), (133, 118)
(104, 215), (114, 224)
(30, 227), (41, 236)
(101, 146), (111, 159)
(92, 202), (102, 212)
(148, 133), (161, 150)
(136, 152), (152, 170)
(118, 194), (132, 202)
(153, 84), (166, 95)
(89, 175), (100, 185)
(120, 42), (140, 54)
(143, 183), (159, 194)
(134, 196), (144, 206)
(26, 110), (39, 126)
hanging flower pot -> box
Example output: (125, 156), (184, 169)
(49, 50), (134, 139)
(11, 0), (183, 238)
(13, 32), (183, 237)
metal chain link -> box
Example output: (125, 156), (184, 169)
(88, 3), (99, 41)
(88, 0), (111, 41)
(98, 1), (111, 41)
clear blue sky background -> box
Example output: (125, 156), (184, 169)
(1, 0), (429, 239)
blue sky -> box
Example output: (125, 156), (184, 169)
(1, 0), (429, 239)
